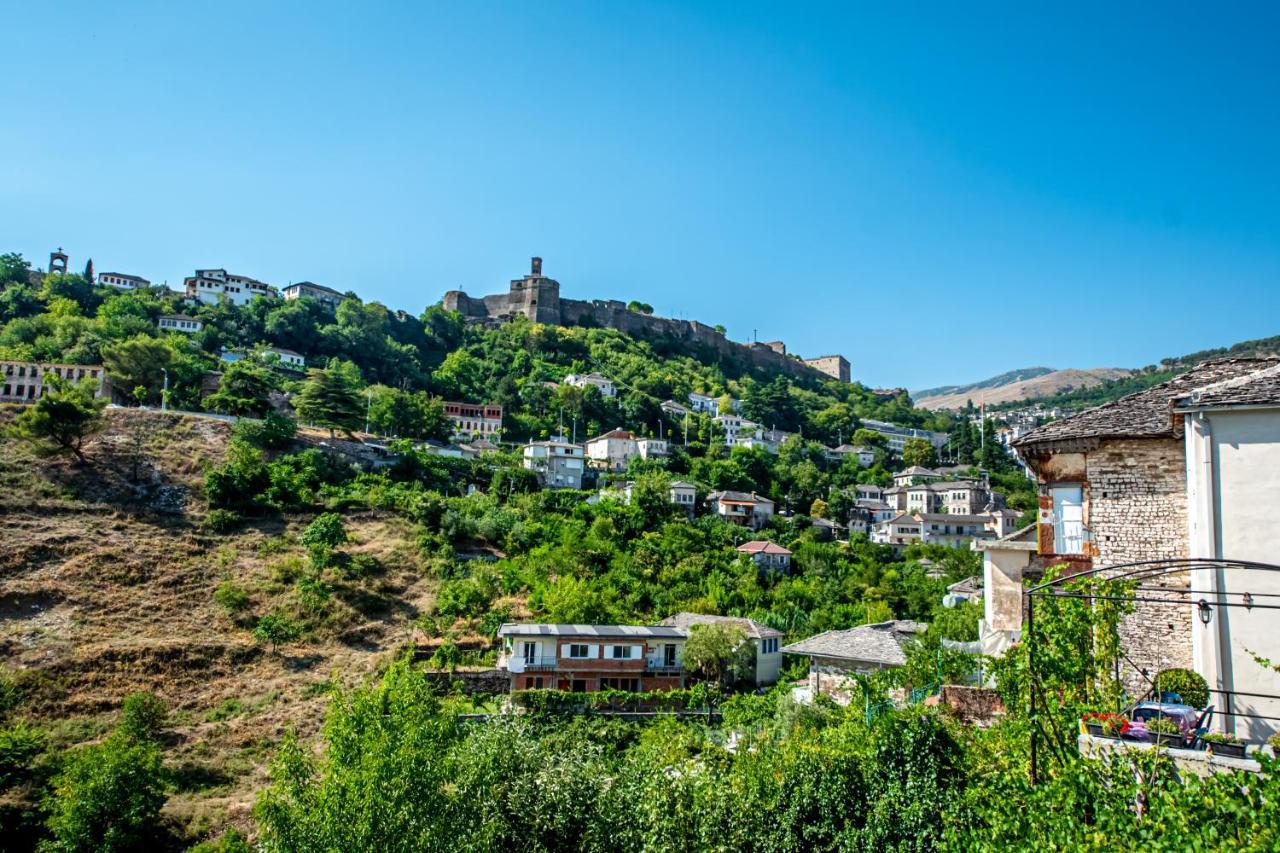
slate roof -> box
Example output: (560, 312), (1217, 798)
(1172, 362), (1280, 410)
(658, 612), (784, 640)
(781, 620), (927, 667)
(707, 490), (774, 506)
(497, 623), (685, 639)
(896, 466), (941, 477)
(1016, 357), (1280, 450)
(947, 576), (983, 596)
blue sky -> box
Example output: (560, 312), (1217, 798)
(3, 2), (1278, 389)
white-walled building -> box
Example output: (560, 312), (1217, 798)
(584, 428), (640, 472)
(657, 612), (784, 686)
(158, 314), (202, 334)
(564, 372), (616, 397)
(281, 280), (346, 309)
(522, 439), (585, 489)
(99, 271), (151, 289)
(1, 361), (106, 402)
(184, 268), (277, 306)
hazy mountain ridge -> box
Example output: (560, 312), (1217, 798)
(912, 367), (1055, 401)
(914, 367), (1131, 411)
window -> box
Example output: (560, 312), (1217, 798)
(568, 644), (589, 659)
(762, 638), (779, 654)
(611, 645), (635, 660)
(1051, 485), (1085, 554)
(521, 642), (537, 664)
(663, 644), (677, 667)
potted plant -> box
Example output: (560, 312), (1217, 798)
(1080, 712), (1128, 738)
(1202, 732), (1248, 759)
(1080, 711), (1110, 737)
(1269, 732), (1280, 758)
(1146, 717), (1184, 748)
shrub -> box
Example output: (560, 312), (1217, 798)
(44, 735), (167, 852)
(1152, 668), (1208, 708)
(233, 413), (297, 450)
(336, 553), (380, 579)
(295, 573), (333, 612)
(203, 509), (243, 533)
(0, 720), (46, 789)
(1146, 717), (1180, 735)
(213, 580), (250, 614)
(118, 692), (167, 743)
(188, 828), (253, 853)
(254, 613), (303, 652)
(301, 513), (348, 550)
(1201, 731), (1241, 745)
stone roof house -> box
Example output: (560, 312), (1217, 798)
(783, 620), (927, 704)
(1013, 357), (1280, 742)
(658, 612), (784, 685)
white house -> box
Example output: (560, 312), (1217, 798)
(706, 490), (775, 530)
(584, 428), (640, 472)
(99, 271), (151, 289)
(715, 413), (760, 447)
(637, 436), (668, 459)
(522, 439), (585, 489)
(184, 268), (277, 306)
(263, 347), (305, 371)
(564, 372), (616, 397)
(658, 612), (784, 686)
(281, 281), (346, 308)
(158, 314), (202, 334)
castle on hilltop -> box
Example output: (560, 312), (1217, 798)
(442, 258), (851, 382)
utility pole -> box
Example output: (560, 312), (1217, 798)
(161, 368), (169, 412)
(365, 388), (372, 435)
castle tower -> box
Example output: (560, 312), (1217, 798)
(507, 256), (561, 324)
(531, 256), (542, 277)
(49, 248), (68, 276)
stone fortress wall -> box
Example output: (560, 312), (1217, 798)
(443, 258), (835, 381)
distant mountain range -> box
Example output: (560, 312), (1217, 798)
(912, 333), (1280, 413)
(913, 367), (1131, 411)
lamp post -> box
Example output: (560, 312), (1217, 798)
(161, 368), (169, 412)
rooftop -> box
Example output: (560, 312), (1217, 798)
(497, 623), (686, 639)
(736, 540), (792, 556)
(658, 612), (784, 640)
(781, 620), (927, 666)
(1016, 357), (1280, 451)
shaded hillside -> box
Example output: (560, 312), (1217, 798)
(915, 367), (1131, 410)
(913, 367), (1054, 401)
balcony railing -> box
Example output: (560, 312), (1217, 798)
(520, 656), (559, 671)
(645, 663), (684, 676)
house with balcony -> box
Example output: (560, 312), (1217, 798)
(1012, 356), (1280, 744)
(657, 613), (784, 686)
(443, 401), (503, 440)
(522, 438), (585, 489)
(736, 540), (792, 573)
(497, 623), (688, 692)
(827, 444), (876, 467)
(706, 490), (775, 530)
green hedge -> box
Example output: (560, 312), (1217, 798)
(510, 685), (720, 715)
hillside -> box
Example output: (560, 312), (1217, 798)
(0, 409), (440, 842)
(914, 367), (1131, 411)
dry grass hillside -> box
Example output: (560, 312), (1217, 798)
(914, 367), (1132, 410)
(0, 408), (436, 843)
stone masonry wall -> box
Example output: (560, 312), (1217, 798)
(1088, 438), (1193, 698)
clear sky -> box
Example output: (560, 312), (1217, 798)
(3, 2), (1278, 389)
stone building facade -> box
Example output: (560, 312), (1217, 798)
(443, 258), (829, 381)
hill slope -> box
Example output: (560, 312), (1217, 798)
(915, 367), (1131, 410)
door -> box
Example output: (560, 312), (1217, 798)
(663, 644), (677, 667)
(522, 641), (537, 665)
(1052, 486), (1084, 554)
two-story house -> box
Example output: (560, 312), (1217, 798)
(497, 624), (688, 692)
(706, 490), (775, 530)
(584, 428), (639, 472)
(564, 372), (617, 397)
(736, 540), (792, 573)
(1012, 356), (1280, 743)
(522, 439), (585, 489)
(281, 280), (346, 309)
(158, 314), (203, 334)
(443, 401), (503, 440)
(1, 361), (107, 403)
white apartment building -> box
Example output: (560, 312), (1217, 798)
(563, 372), (616, 397)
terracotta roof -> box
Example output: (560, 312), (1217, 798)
(736, 540), (792, 556)
(587, 428), (636, 442)
(1016, 357), (1280, 450)
(658, 612), (783, 640)
(781, 620), (927, 666)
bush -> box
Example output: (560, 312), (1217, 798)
(1152, 668), (1208, 708)
(0, 720), (45, 789)
(301, 513), (347, 550)
(214, 580), (251, 614)
(203, 509), (243, 533)
(233, 413), (297, 450)
(43, 735), (167, 852)
(188, 828), (253, 853)
(254, 613), (303, 652)
(118, 692), (167, 742)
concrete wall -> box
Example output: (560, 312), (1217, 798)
(1187, 408), (1280, 742)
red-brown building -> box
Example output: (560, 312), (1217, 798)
(442, 401), (503, 439)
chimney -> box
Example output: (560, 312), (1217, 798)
(531, 256), (542, 277)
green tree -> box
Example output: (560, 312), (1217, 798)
(43, 734), (167, 852)
(901, 437), (938, 469)
(367, 386), (449, 440)
(117, 692), (167, 743)
(254, 613), (303, 653)
(294, 359), (364, 437)
(102, 335), (174, 405)
(9, 376), (106, 464)
(206, 359), (278, 417)
(681, 623), (753, 686)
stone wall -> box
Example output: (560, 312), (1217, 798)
(1088, 437), (1193, 697)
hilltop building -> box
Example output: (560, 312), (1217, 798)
(282, 281), (346, 309)
(184, 268), (277, 306)
(443, 402), (502, 440)
(158, 314), (202, 334)
(442, 258), (835, 381)
(1, 361), (106, 402)
(100, 271), (151, 289)
(804, 354), (851, 383)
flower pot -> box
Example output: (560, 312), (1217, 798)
(1152, 732), (1185, 749)
(1207, 741), (1248, 759)
(1085, 723), (1106, 737)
